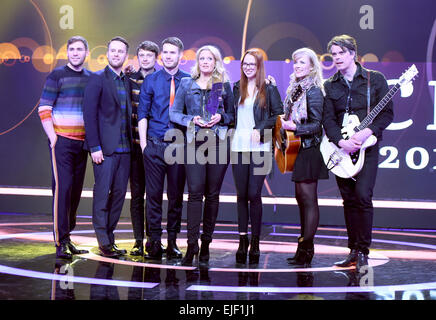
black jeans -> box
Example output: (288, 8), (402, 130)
(49, 135), (87, 247)
(185, 138), (229, 244)
(143, 138), (185, 242)
(231, 152), (267, 237)
(336, 143), (379, 255)
(130, 143), (147, 241)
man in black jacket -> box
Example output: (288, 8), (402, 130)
(83, 36), (133, 257)
(322, 35), (393, 269)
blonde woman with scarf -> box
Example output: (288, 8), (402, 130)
(280, 47), (329, 267)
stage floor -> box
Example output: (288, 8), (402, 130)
(0, 212), (435, 301)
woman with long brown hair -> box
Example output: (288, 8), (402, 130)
(231, 49), (283, 264)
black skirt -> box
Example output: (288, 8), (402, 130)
(292, 144), (329, 182)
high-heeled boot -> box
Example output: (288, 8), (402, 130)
(288, 239), (314, 267)
(181, 242), (199, 266)
(199, 238), (211, 263)
(286, 236), (304, 263)
(248, 235), (260, 264)
(235, 234), (249, 264)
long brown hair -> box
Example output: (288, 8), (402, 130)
(240, 49), (266, 108)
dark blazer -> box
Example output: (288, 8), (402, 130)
(83, 66), (133, 156)
(232, 81), (283, 141)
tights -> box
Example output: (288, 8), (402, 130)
(295, 180), (319, 241)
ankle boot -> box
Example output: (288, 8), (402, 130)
(199, 238), (211, 263)
(288, 239), (314, 267)
(181, 242), (199, 266)
(248, 235), (260, 264)
(286, 236), (304, 263)
(236, 234), (249, 264)
(334, 248), (358, 267)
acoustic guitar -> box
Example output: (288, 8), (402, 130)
(274, 86), (304, 173)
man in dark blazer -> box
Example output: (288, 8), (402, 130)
(83, 36), (133, 257)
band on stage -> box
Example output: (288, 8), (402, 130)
(38, 33), (393, 271)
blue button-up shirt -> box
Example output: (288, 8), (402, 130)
(137, 68), (190, 139)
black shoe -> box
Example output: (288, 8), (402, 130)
(236, 235), (249, 264)
(144, 240), (163, 260)
(145, 240), (166, 255)
(181, 242), (199, 266)
(356, 251), (369, 270)
(199, 239), (211, 263)
(67, 241), (89, 255)
(166, 239), (183, 260)
(334, 249), (358, 267)
(56, 243), (73, 259)
(112, 243), (127, 255)
(99, 244), (120, 257)
(288, 239), (314, 267)
(130, 240), (144, 256)
(286, 236), (303, 263)
(248, 236), (260, 265)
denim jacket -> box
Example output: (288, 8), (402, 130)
(169, 77), (234, 142)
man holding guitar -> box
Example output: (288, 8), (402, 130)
(322, 35), (394, 270)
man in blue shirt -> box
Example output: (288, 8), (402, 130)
(138, 37), (189, 260)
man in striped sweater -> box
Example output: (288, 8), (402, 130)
(38, 36), (91, 259)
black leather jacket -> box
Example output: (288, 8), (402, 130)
(293, 86), (324, 149)
(323, 62), (394, 147)
(232, 81), (283, 142)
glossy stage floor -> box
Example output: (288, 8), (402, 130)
(0, 212), (435, 302)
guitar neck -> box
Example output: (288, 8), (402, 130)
(357, 83), (400, 131)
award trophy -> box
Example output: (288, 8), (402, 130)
(199, 82), (223, 125)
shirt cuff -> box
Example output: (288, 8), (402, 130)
(90, 146), (102, 153)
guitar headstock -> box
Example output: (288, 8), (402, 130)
(291, 85), (304, 102)
(399, 64), (418, 86)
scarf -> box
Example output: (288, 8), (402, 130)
(286, 76), (315, 124)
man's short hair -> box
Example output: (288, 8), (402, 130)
(161, 37), (184, 53)
(107, 36), (129, 52)
(67, 36), (88, 51)
(327, 34), (357, 60)
(136, 41), (159, 57)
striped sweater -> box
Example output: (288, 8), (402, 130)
(38, 65), (91, 141)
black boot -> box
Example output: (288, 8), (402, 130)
(356, 251), (369, 270)
(288, 239), (314, 267)
(236, 234), (249, 264)
(181, 242), (199, 266)
(144, 240), (163, 260)
(248, 236), (260, 265)
(130, 240), (144, 256)
(199, 238), (211, 263)
(286, 236), (304, 263)
(166, 239), (183, 260)
(334, 248), (358, 267)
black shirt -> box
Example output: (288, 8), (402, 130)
(322, 62), (394, 146)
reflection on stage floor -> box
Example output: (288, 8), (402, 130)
(0, 212), (435, 301)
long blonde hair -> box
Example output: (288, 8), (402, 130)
(191, 45), (229, 87)
(286, 47), (324, 96)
